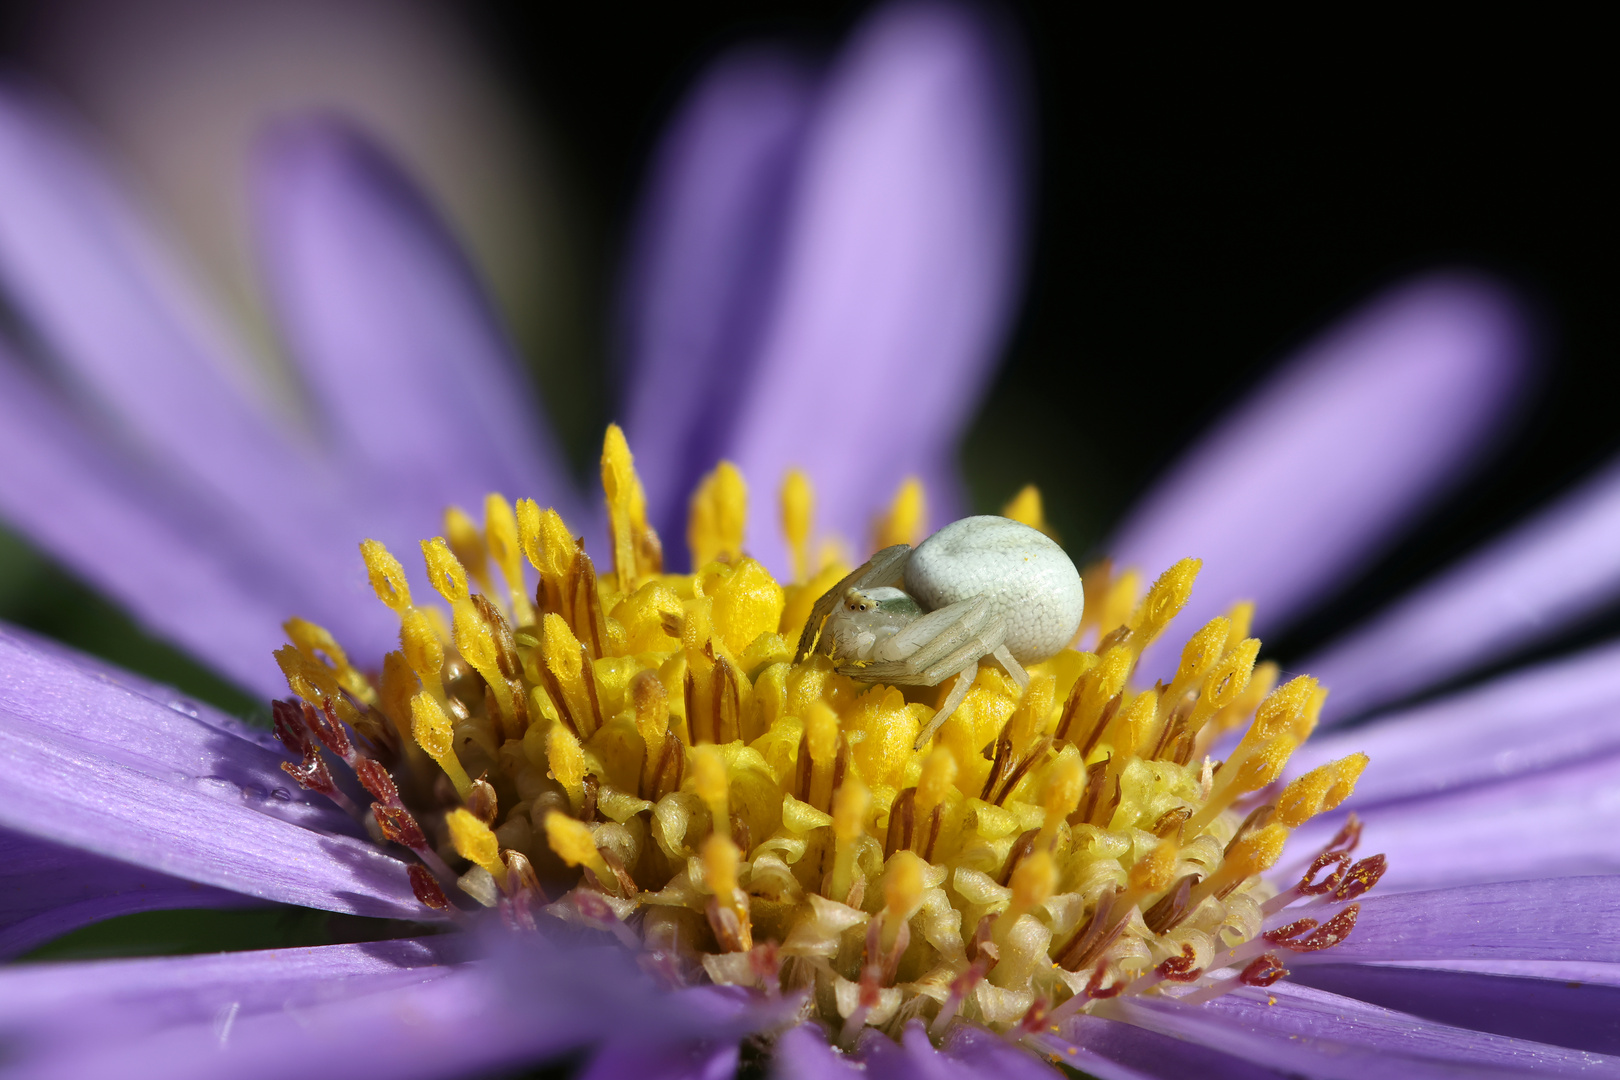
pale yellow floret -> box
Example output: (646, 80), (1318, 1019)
(446, 807), (504, 879)
(409, 691), (471, 797)
(781, 469), (815, 583)
(872, 477), (926, 551)
(360, 538), (412, 613)
(283, 618), (378, 706)
(830, 774), (870, 903)
(688, 462), (747, 570)
(444, 506), (492, 597)
(1000, 484), (1051, 537)
(484, 493), (534, 626)
(691, 745), (731, 838)
(545, 810), (614, 886)
(602, 424), (642, 593)
(547, 723), (587, 811)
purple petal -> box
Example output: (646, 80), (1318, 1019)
(1289, 638), (1620, 807)
(774, 1023), (863, 1079)
(1289, 963), (1620, 1054)
(254, 116), (585, 556)
(619, 48), (817, 563)
(0, 86), (384, 658)
(0, 630), (421, 917)
(1103, 983), (1620, 1078)
(1309, 454), (1620, 720)
(723, 1), (1029, 575)
(1111, 273), (1531, 681)
(0, 829), (255, 958)
(1285, 752), (1620, 892)
(1372, 959), (1620, 986)
(1318, 875), (1620, 964)
(1031, 1014), (1293, 1080)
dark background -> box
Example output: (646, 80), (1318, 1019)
(0, 2), (1613, 712)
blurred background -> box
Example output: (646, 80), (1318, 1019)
(0, 0), (1612, 717)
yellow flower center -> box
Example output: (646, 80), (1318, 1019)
(272, 425), (1383, 1045)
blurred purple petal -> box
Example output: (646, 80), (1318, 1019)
(1113, 273), (1531, 680)
(1105, 983), (1620, 1078)
(1317, 876), (1620, 963)
(254, 116), (584, 555)
(620, 49), (816, 561)
(0, 630), (421, 917)
(1371, 958), (1620, 985)
(0, 357), (335, 695)
(774, 1023), (862, 1078)
(1290, 638), (1620, 806)
(1310, 456), (1620, 720)
(724, 1), (1028, 574)
(0, 87), (379, 642)
(1289, 963), (1620, 1054)
(1034, 1014), (1292, 1080)
(1288, 752), (1620, 892)
(0, 829), (255, 958)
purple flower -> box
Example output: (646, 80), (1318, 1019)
(4, 3), (1620, 1079)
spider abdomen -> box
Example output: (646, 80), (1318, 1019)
(903, 515), (1083, 662)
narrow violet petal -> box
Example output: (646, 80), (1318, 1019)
(578, 1041), (740, 1080)
(0, 937), (459, 1047)
(1283, 751), (1620, 892)
(1027, 1014), (1292, 1080)
(723, 1), (1029, 575)
(619, 48), (817, 561)
(0, 358), (343, 695)
(0, 829), (256, 958)
(1369, 959), (1620, 986)
(934, 1023), (1079, 1080)
(1113, 273), (1531, 682)
(773, 1023), (863, 1079)
(0, 87), (380, 651)
(1104, 983), (1620, 1079)
(254, 116), (584, 558)
(1287, 637), (1620, 806)
(0, 632), (420, 917)
(1309, 876), (1620, 964)
(1309, 454), (1620, 720)
(1287, 963), (1620, 1055)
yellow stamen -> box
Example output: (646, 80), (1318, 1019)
(409, 691), (471, 797)
(485, 493), (534, 626)
(1130, 557), (1200, 653)
(446, 807), (504, 879)
(872, 477), (926, 550)
(882, 849), (927, 950)
(781, 468), (815, 584)
(691, 745), (731, 839)
(1036, 750), (1085, 850)
(602, 424), (642, 593)
(360, 538), (412, 613)
(283, 618), (377, 706)
(688, 462), (747, 570)
(444, 506), (492, 597)
(547, 723), (586, 812)
(1000, 484), (1051, 537)
(399, 607), (446, 700)
(831, 775), (870, 904)
(915, 746), (957, 821)
(545, 811), (614, 887)
(422, 537), (471, 607)
(701, 832), (743, 915)
(1005, 848), (1056, 924)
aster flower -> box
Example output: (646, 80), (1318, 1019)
(4, 5), (1620, 1080)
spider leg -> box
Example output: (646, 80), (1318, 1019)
(913, 668), (975, 750)
(794, 543), (913, 662)
(840, 600), (995, 685)
(993, 645), (1029, 689)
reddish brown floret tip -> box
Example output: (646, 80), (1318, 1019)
(408, 864), (451, 911)
(1288, 903), (1360, 952)
(355, 758), (400, 804)
(279, 746), (335, 795)
(1298, 850), (1350, 895)
(1334, 854), (1387, 900)
(1156, 943), (1203, 982)
(1263, 917), (1319, 945)
(373, 804), (427, 850)
(308, 699), (354, 759)
(1240, 953), (1290, 987)
(271, 699), (309, 755)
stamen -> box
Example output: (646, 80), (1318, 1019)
(409, 691), (472, 797)
(781, 469), (815, 584)
(688, 462), (747, 570)
(872, 477), (926, 550)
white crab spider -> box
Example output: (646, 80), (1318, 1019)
(795, 516), (1084, 750)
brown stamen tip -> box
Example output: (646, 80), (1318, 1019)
(1327, 813), (1363, 854)
(1239, 953), (1290, 987)
(1155, 942), (1203, 982)
(1334, 854), (1387, 900)
(466, 777), (499, 826)
(355, 758), (399, 805)
(1143, 873), (1198, 934)
(280, 746), (336, 795)
(1298, 849), (1351, 895)
(271, 699), (310, 755)
(373, 803), (427, 850)
(1263, 916), (1319, 945)
(1287, 903), (1360, 952)
(408, 864), (451, 911)
(309, 699), (354, 761)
